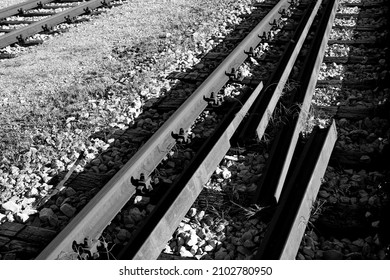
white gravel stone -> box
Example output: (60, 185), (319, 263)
(179, 246), (194, 258)
(188, 208), (197, 217)
(196, 210), (205, 221)
(186, 231), (198, 247)
(0, 213), (6, 222)
(133, 195), (150, 206)
(221, 168), (231, 179)
(204, 245), (214, 252)
(164, 244), (173, 254)
(29, 187), (39, 196)
(182, 223), (193, 232)
(1, 201), (20, 213)
(190, 245), (198, 255)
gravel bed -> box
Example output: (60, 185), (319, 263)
(161, 145), (270, 260)
(4, 15), (51, 21)
(323, 44), (388, 57)
(0, 0), (27, 10)
(337, 6), (360, 14)
(329, 29), (387, 41)
(297, 0), (390, 261)
(44, 2), (81, 8)
(313, 86), (389, 107)
(318, 63), (380, 81)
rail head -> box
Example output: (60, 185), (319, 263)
(0, 0), (112, 49)
(0, 0), (54, 20)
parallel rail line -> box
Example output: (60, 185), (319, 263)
(35, 0), (339, 260)
(37, 0), (296, 260)
(6, 0), (386, 260)
(0, 0), (119, 49)
(117, 0), (339, 260)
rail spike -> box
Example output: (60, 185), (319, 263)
(65, 15), (76, 24)
(171, 128), (192, 144)
(244, 46), (256, 57)
(269, 19), (281, 29)
(72, 239), (93, 260)
(16, 35), (26, 44)
(42, 24), (53, 32)
(225, 67), (238, 80)
(84, 7), (92, 15)
(101, 0), (112, 8)
(131, 173), (149, 193)
(131, 173), (154, 194)
(203, 92), (222, 107)
(258, 31), (269, 41)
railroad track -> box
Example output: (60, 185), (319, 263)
(0, 0), (124, 56)
(0, 0), (388, 260)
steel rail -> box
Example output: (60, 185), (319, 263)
(0, 0), (54, 19)
(234, 0), (323, 145)
(254, 120), (337, 259)
(253, 0), (339, 205)
(118, 83), (264, 260)
(36, 0), (291, 259)
(116, 0), (334, 259)
(0, 0), (113, 49)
